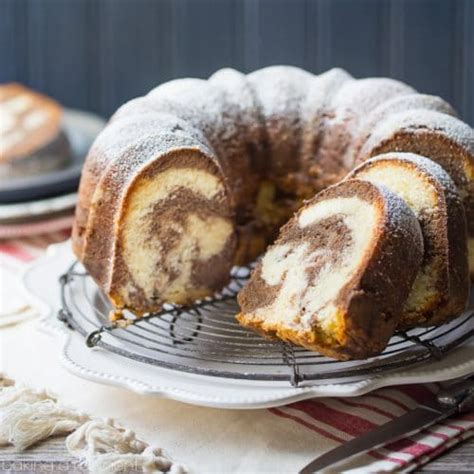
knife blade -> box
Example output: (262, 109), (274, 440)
(299, 377), (474, 473)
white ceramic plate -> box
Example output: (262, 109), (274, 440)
(22, 241), (474, 409)
(0, 192), (77, 222)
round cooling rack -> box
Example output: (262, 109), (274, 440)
(57, 261), (474, 388)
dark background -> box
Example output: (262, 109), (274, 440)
(1, 0), (473, 124)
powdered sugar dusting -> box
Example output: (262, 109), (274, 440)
(365, 152), (458, 196)
(361, 93), (456, 130)
(84, 67), (471, 200)
(86, 112), (214, 175)
(78, 65), (471, 274)
(312, 77), (416, 170)
(302, 68), (352, 117)
(370, 181), (424, 245)
(362, 109), (474, 158)
(330, 77), (415, 117)
(209, 68), (265, 150)
(301, 68), (353, 131)
(100, 129), (216, 191)
(247, 66), (315, 170)
(210, 68), (258, 125)
(146, 78), (233, 141)
(355, 94), (457, 156)
(247, 66), (314, 117)
(145, 74), (264, 182)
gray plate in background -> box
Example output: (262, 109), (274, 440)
(0, 109), (106, 203)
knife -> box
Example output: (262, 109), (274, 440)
(299, 377), (474, 473)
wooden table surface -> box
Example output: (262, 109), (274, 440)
(0, 433), (472, 473)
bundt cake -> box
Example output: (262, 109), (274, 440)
(0, 83), (71, 179)
(348, 153), (469, 328)
(237, 180), (424, 360)
(72, 65), (474, 319)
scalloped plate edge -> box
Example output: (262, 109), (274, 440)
(59, 336), (474, 409)
(22, 241), (474, 409)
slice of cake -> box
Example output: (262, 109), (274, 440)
(237, 179), (424, 360)
(0, 83), (71, 178)
(348, 153), (469, 328)
(356, 109), (474, 279)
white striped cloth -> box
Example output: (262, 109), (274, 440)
(1, 229), (473, 472)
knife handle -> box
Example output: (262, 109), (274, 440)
(436, 377), (474, 413)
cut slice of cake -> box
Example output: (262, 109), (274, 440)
(0, 83), (71, 178)
(357, 109), (474, 279)
(237, 179), (424, 360)
(348, 152), (469, 328)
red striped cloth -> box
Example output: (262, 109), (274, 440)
(0, 214), (74, 239)
(271, 384), (474, 471)
(0, 229), (71, 262)
(1, 230), (473, 472)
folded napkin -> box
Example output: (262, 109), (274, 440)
(0, 376), (186, 473)
(0, 229), (473, 473)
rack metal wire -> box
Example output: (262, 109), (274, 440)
(58, 261), (474, 387)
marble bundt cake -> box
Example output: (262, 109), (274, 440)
(348, 153), (469, 328)
(0, 83), (71, 179)
(72, 66), (474, 317)
(237, 180), (424, 360)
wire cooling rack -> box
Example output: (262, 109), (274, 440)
(58, 261), (474, 387)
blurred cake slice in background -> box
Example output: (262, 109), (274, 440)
(0, 83), (72, 179)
